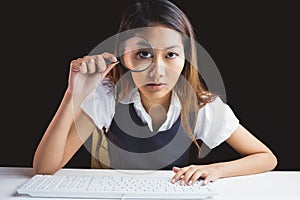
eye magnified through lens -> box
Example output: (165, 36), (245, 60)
(104, 36), (154, 72)
(116, 36), (154, 72)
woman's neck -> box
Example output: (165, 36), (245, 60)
(140, 92), (171, 114)
(140, 91), (171, 132)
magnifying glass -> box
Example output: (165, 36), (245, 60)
(106, 36), (154, 72)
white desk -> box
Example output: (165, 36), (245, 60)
(0, 167), (299, 200)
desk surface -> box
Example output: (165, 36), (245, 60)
(0, 167), (299, 200)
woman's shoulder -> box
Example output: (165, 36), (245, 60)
(85, 77), (115, 106)
(198, 96), (239, 126)
(80, 77), (115, 111)
(195, 96), (240, 148)
(198, 96), (227, 119)
(97, 77), (115, 94)
(80, 77), (116, 130)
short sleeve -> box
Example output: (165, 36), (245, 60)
(194, 97), (239, 149)
(80, 78), (115, 130)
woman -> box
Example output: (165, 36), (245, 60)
(33, 0), (277, 186)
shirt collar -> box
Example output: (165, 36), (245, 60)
(119, 87), (141, 105)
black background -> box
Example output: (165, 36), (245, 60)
(0, 1), (299, 170)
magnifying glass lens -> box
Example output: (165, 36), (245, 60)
(119, 36), (153, 72)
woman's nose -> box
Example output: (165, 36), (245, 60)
(149, 57), (166, 78)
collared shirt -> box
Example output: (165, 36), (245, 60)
(81, 78), (239, 149)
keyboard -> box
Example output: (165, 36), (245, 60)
(17, 173), (217, 199)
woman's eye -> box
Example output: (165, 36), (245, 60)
(166, 52), (178, 58)
(138, 51), (152, 58)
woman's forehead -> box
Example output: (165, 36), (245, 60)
(133, 27), (184, 50)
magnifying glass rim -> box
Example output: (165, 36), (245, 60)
(118, 36), (154, 72)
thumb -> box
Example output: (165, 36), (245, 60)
(172, 166), (180, 172)
(100, 61), (119, 77)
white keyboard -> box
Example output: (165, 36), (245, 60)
(17, 174), (217, 199)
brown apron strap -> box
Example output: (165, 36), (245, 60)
(91, 128), (110, 169)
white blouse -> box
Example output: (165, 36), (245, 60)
(81, 78), (239, 149)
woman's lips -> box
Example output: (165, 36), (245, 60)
(146, 83), (166, 90)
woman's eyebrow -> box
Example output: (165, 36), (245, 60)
(134, 42), (182, 50)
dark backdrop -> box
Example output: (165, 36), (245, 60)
(0, 1), (299, 170)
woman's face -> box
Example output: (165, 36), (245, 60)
(127, 27), (185, 100)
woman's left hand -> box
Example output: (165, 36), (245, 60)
(171, 164), (222, 186)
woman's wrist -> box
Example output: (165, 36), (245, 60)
(211, 162), (227, 179)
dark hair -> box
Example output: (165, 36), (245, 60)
(109, 0), (216, 156)
(118, 0), (192, 35)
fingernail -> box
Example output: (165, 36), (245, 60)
(180, 180), (185, 186)
(171, 179), (175, 184)
(110, 56), (118, 62)
(188, 180), (192, 186)
(111, 61), (119, 65)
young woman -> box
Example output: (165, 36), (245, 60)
(33, 0), (277, 186)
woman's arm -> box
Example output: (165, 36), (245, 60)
(33, 53), (118, 175)
(215, 124), (277, 178)
(33, 91), (95, 175)
(171, 124), (277, 185)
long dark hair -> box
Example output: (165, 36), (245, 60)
(109, 0), (216, 155)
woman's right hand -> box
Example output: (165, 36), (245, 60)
(67, 52), (119, 102)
